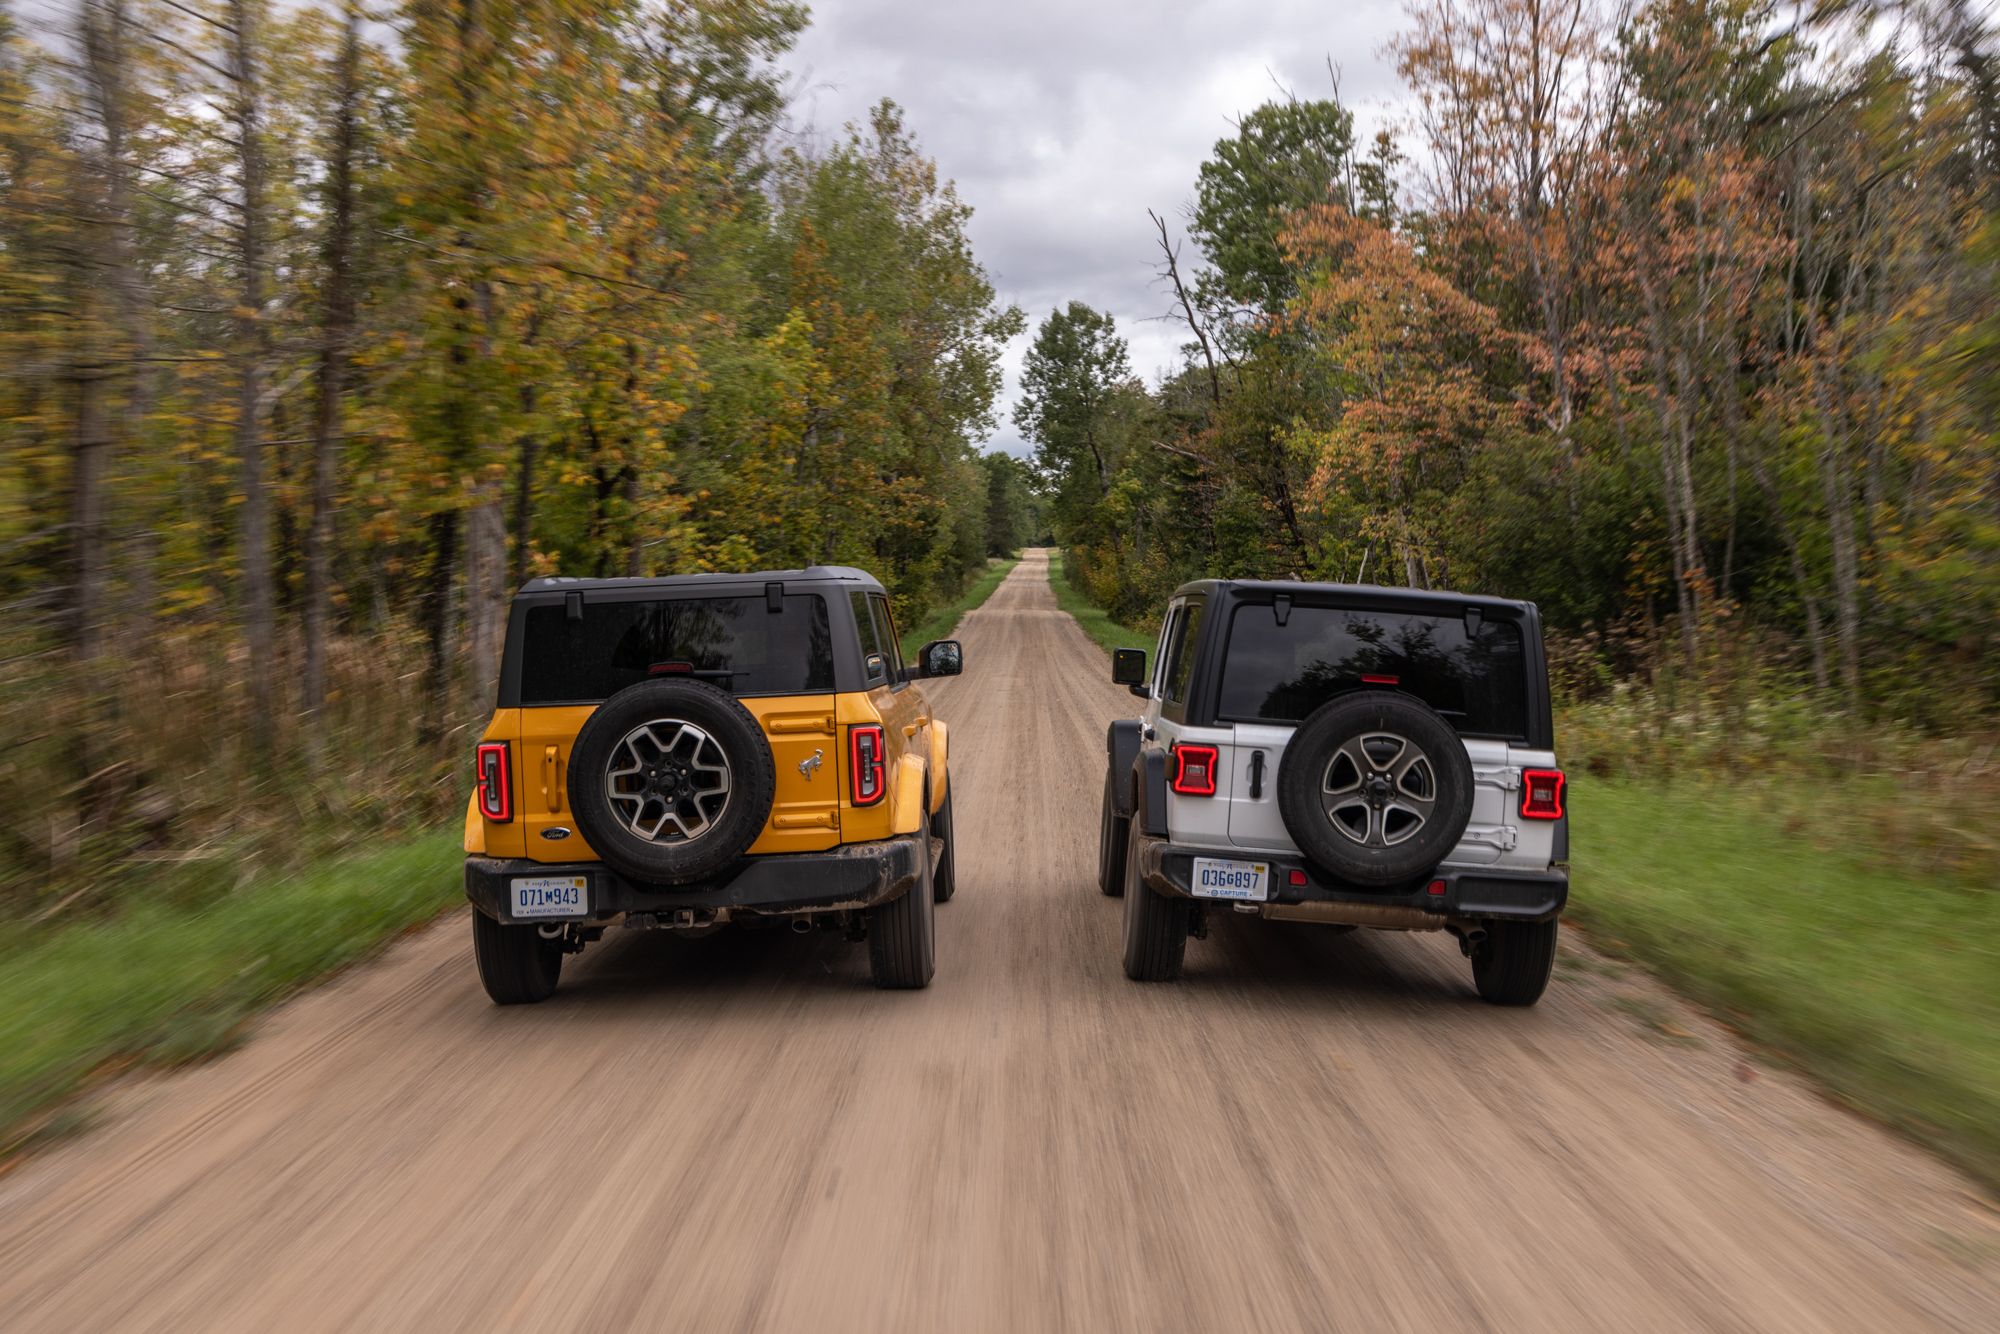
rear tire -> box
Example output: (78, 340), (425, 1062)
(931, 787), (957, 903)
(869, 831), (936, 989)
(1121, 822), (1189, 981)
(472, 913), (562, 1005)
(1098, 772), (1127, 897)
(1472, 919), (1558, 1006)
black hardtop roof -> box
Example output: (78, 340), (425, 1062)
(1172, 578), (1536, 615)
(517, 565), (884, 600)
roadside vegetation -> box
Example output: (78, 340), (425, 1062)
(0, 834), (460, 1155)
(1048, 551), (1153, 656)
(1579, 780), (1998, 1192)
(899, 555), (1020, 660)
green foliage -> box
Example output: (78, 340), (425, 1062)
(1047, 550), (1155, 657)
(1189, 97), (1354, 314)
(980, 452), (1037, 557)
(897, 556), (1017, 660)
(1574, 779), (2000, 1192)
(0, 834), (462, 1150)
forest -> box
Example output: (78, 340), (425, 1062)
(1026, 0), (1998, 736)
(0, 0), (1039, 907)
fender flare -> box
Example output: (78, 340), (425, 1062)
(891, 753), (929, 834)
(1106, 719), (1142, 818)
(929, 719), (949, 814)
(1134, 748), (1171, 838)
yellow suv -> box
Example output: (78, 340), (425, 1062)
(462, 566), (962, 1002)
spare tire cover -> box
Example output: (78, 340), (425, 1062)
(1275, 691), (1474, 888)
(567, 678), (777, 886)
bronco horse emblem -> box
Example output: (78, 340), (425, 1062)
(799, 748), (823, 781)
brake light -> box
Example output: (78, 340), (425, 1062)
(475, 742), (512, 822)
(1170, 743), (1219, 796)
(850, 724), (886, 806)
(1521, 768), (1564, 819)
(1361, 673), (1400, 685)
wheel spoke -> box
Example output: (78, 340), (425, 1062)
(603, 718), (733, 843)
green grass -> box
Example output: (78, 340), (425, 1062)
(1573, 780), (2000, 1190)
(1045, 550), (1154, 656)
(0, 833), (462, 1152)
(900, 556), (1019, 659)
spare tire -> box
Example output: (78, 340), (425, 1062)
(567, 679), (776, 885)
(1275, 691), (1474, 888)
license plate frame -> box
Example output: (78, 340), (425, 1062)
(1190, 857), (1270, 902)
(509, 875), (589, 920)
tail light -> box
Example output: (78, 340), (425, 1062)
(475, 742), (513, 822)
(1170, 742), (1219, 796)
(850, 724), (886, 806)
(1521, 768), (1564, 820)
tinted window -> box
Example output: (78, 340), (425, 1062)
(1218, 603), (1527, 738)
(869, 594), (905, 681)
(1164, 598), (1205, 704)
(850, 591), (887, 681)
(520, 595), (834, 704)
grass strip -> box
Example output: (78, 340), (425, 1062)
(1573, 780), (2000, 1191)
(900, 556), (1019, 659)
(1, 833), (462, 1153)
(1046, 550), (1154, 656)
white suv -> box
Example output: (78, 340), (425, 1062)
(1099, 580), (1569, 1004)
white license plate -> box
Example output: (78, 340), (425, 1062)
(510, 875), (588, 919)
(1191, 857), (1270, 901)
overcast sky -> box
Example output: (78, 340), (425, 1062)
(780, 0), (1411, 457)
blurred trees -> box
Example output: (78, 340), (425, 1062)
(1026, 0), (1999, 722)
(0, 0), (1021, 895)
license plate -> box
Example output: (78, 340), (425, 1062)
(510, 875), (588, 919)
(1191, 857), (1269, 901)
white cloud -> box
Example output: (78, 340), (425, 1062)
(782, 0), (1412, 456)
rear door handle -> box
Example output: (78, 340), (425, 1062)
(543, 745), (563, 812)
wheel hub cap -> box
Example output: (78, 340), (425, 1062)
(605, 720), (732, 843)
(1321, 731), (1438, 849)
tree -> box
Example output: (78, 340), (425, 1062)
(1188, 97), (1354, 316)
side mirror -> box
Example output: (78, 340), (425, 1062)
(915, 639), (963, 679)
(1112, 648), (1148, 697)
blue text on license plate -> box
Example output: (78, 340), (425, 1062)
(1191, 857), (1269, 901)
(511, 875), (588, 919)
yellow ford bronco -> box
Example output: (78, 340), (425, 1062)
(462, 566), (962, 1003)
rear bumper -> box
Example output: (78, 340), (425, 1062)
(465, 836), (925, 925)
(1138, 839), (1567, 927)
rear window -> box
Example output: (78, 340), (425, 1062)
(1217, 603), (1528, 738)
(519, 595), (834, 704)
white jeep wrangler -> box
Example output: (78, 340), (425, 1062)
(1100, 580), (1568, 1004)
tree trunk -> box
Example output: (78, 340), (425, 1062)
(304, 2), (361, 729)
(465, 489), (506, 711)
(623, 464), (643, 576)
(1822, 445), (1863, 702)
(511, 433), (537, 589)
(229, 0), (276, 758)
(423, 509), (460, 742)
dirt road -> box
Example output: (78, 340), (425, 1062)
(3, 551), (1996, 1332)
